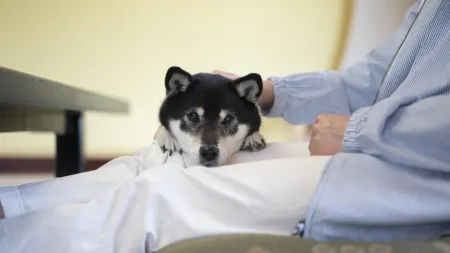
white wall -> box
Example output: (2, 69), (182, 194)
(340, 0), (416, 68)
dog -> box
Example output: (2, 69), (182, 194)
(154, 66), (267, 167)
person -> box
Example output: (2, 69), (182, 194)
(214, 0), (450, 240)
(1, 0), (449, 252)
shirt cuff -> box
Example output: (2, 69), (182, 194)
(342, 106), (371, 153)
(0, 186), (24, 218)
(259, 76), (289, 118)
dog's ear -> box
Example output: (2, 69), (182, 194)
(233, 73), (263, 104)
(165, 66), (192, 97)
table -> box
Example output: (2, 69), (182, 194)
(0, 66), (129, 177)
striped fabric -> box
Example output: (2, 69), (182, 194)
(263, 0), (450, 242)
(375, 0), (448, 102)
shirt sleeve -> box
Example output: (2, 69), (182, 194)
(342, 94), (450, 173)
(261, 1), (421, 125)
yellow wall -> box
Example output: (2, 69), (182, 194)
(0, 0), (350, 158)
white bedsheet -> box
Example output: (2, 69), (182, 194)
(0, 141), (331, 253)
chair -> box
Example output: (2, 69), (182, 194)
(158, 234), (450, 253)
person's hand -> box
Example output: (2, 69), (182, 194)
(211, 70), (240, 80)
(309, 114), (351, 156)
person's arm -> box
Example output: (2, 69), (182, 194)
(261, 1), (421, 125)
(343, 94), (450, 172)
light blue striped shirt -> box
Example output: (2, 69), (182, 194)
(263, 0), (450, 242)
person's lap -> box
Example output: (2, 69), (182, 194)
(0, 141), (331, 252)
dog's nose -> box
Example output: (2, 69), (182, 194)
(199, 146), (219, 161)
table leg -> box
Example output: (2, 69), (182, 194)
(55, 111), (84, 177)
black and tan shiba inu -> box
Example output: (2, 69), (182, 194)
(155, 66), (266, 167)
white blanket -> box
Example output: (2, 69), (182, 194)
(0, 142), (331, 253)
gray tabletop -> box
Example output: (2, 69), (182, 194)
(0, 66), (129, 113)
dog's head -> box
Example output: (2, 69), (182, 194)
(158, 66), (263, 166)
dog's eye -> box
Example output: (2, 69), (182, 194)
(222, 115), (235, 125)
(187, 112), (200, 123)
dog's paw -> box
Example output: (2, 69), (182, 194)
(154, 125), (181, 155)
(241, 131), (266, 152)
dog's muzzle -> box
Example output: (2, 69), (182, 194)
(199, 145), (219, 166)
